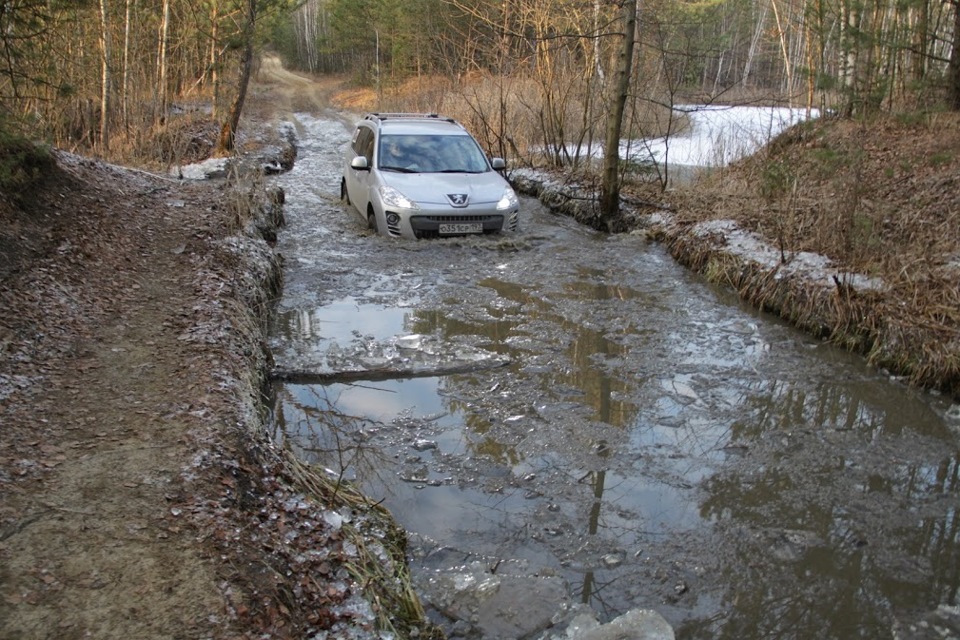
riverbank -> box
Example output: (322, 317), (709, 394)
(509, 111), (960, 400)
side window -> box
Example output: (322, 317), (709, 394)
(362, 131), (375, 164)
(353, 127), (372, 156)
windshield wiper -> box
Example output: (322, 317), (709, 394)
(380, 166), (418, 173)
(436, 168), (484, 174)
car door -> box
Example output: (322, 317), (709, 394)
(345, 125), (375, 216)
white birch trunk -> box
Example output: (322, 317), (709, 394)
(99, 0), (112, 151)
(158, 0), (170, 118)
(122, 0), (131, 130)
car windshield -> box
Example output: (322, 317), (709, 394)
(378, 134), (490, 174)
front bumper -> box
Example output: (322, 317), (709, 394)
(384, 204), (520, 239)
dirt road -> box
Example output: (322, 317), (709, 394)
(0, 152), (261, 637)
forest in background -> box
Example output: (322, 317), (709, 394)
(0, 0), (957, 175)
(275, 0), (958, 168)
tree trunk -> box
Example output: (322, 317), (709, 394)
(770, 0), (792, 101)
(950, 0), (960, 110)
(210, 0), (220, 119)
(158, 0), (170, 119)
(217, 0), (256, 153)
(743, 2), (769, 88)
(598, 0), (638, 230)
(98, 0), (112, 152)
(840, 0), (860, 113)
(121, 0), (131, 131)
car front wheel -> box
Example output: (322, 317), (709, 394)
(367, 207), (378, 234)
(340, 178), (350, 204)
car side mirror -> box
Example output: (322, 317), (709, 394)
(490, 157), (506, 170)
(351, 156), (370, 171)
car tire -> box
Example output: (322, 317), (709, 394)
(340, 178), (350, 204)
(367, 208), (378, 233)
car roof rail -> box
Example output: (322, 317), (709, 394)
(366, 112), (458, 125)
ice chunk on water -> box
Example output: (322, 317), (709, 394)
(396, 334), (424, 350)
(559, 607), (675, 639)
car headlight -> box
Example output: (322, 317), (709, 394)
(379, 185), (419, 210)
(496, 188), (519, 211)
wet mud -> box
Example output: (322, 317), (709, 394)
(267, 111), (960, 639)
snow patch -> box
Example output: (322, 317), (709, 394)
(635, 104), (819, 167)
(694, 219), (886, 292)
(173, 157), (230, 180)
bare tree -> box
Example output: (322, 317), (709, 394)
(217, 0), (256, 153)
(99, 0), (112, 151)
(599, 0), (638, 228)
(121, 0), (132, 130)
(158, 0), (171, 118)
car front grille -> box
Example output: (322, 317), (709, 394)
(410, 214), (504, 239)
(418, 215), (498, 223)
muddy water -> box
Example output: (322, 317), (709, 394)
(267, 112), (960, 639)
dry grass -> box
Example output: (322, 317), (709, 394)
(279, 452), (443, 639)
(652, 111), (960, 396)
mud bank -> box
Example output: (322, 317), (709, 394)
(215, 169), (444, 638)
(510, 170), (960, 401)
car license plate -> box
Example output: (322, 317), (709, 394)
(439, 223), (483, 235)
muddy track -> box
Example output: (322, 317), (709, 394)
(0, 158), (253, 637)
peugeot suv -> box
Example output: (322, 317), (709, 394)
(341, 113), (520, 239)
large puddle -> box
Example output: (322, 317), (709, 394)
(267, 111), (960, 639)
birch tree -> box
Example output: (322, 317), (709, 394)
(99, 0), (112, 151)
(158, 0), (171, 118)
(950, 0), (960, 109)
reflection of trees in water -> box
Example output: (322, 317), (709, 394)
(413, 276), (678, 618)
(270, 384), (394, 493)
(691, 376), (960, 639)
(411, 276), (639, 433)
(727, 377), (950, 443)
(576, 441), (618, 617)
(678, 554), (875, 639)
(922, 453), (960, 604)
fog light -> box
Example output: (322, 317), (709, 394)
(386, 212), (401, 226)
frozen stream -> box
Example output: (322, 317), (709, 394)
(267, 111), (960, 639)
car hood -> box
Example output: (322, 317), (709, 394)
(382, 171), (509, 205)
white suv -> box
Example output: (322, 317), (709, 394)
(341, 113), (520, 239)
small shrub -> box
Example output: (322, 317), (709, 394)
(0, 123), (53, 196)
(811, 146), (844, 178)
(760, 159), (793, 202)
(928, 151), (952, 169)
